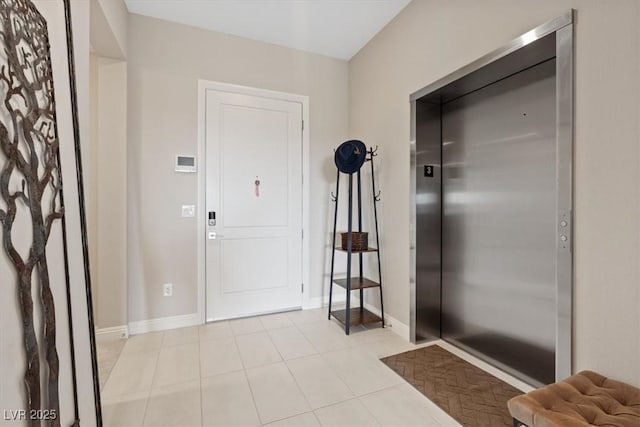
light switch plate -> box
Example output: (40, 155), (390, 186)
(181, 205), (195, 217)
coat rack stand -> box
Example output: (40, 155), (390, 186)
(328, 147), (385, 335)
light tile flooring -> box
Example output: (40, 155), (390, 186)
(98, 308), (532, 427)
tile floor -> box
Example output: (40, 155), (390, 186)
(98, 308), (531, 427)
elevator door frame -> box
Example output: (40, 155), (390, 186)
(409, 11), (574, 384)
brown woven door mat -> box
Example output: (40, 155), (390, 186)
(381, 345), (524, 427)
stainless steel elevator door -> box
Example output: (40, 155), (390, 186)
(441, 59), (557, 385)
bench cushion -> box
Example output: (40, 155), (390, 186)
(508, 370), (640, 427)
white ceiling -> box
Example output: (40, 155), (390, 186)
(124, 0), (412, 60)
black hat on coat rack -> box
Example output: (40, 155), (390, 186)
(334, 139), (367, 174)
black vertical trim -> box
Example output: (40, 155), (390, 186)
(345, 173), (353, 335)
(63, 1), (102, 425)
(439, 101), (443, 338)
(370, 149), (384, 327)
(357, 170), (363, 310)
(58, 183), (80, 424)
(328, 169), (340, 320)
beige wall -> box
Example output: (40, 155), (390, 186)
(89, 53), (99, 317)
(96, 0), (128, 57)
(349, 0), (640, 386)
(90, 0), (127, 60)
(88, 0), (128, 330)
(95, 58), (128, 329)
(127, 14), (349, 322)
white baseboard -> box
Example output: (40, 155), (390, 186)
(362, 302), (410, 341)
(121, 301), (409, 342)
(95, 325), (129, 340)
(128, 313), (200, 335)
(303, 293), (346, 309)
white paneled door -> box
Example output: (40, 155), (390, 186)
(205, 89), (303, 321)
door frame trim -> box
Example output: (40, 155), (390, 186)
(197, 80), (310, 323)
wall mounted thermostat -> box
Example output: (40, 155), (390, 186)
(175, 155), (197, 173)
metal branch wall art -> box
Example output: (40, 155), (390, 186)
(0, 0), (66, 425)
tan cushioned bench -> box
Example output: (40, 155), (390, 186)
(508, 370), (640, 427)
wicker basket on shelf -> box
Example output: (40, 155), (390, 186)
(341, 232), (368, 251)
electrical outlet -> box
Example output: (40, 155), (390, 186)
(163, 283), (173, 297)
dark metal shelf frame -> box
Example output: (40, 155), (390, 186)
(328, 147), (385, 335)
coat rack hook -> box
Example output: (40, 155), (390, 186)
(374, 190), (381, 201)
(331, 192), (337, 202)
